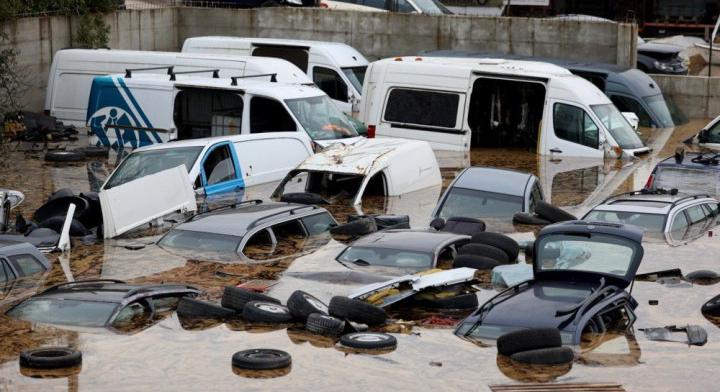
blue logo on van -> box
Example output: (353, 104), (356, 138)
(87, 76), (162, 149)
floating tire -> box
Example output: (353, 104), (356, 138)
(513, 212), (552, 226)
(243, 301), (294, 323)
(510, 346), (574, 365)
(535, 201), (576, 223)
(280, 192), (328, 205)
(33, 196), (88, 223)
(329, 218), (377, 237)
(452, 254), (499, 270)
(47, 188), (74, 203)
(458, 243), (509, 264)
(470, 232), (520, 262)
(19, 347), (82, 369)
(74, 146), (108, 157)
(340, 332), (397, 350)
(232, 349), (291, 370)
(702, 294), (720, 316)
(328, 296), (387, 326)
(45, 151), (85, 162)
(305, 313), (346, 336)
(176, 297), (235, 319)
(497, 328), (562, 356)
(221, 286), (280, 312)
(287, 290), (328, 322)
(685, 270), (720, 285)
(441, 216), (487, 235)
(38, 216), (89, 237)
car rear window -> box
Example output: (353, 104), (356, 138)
(337, 246), (433, 272)
(583, 210), (665, 232)
(158, 229), (240, 254)
(536, 233), (641, 278)
(7, 298), (118, 327)
(438, 187), (523, 219)
(654, 167), (720, 196)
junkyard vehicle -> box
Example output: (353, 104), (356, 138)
(86, 72), (361, 149)
(6, 280), (200, 333)
(455, 221), (644, 345)
(46, 49), (312, 126)
(336, 229), (469, 274)
(327, 0), (451, 15)
(271, 138), (441, 206)
(0, 243), (50, 283)
(583, 190), (719, 235)
(432, 167), (544, 221)
(360, 56), (649, 158)
(637, 41), (688, 75)
(645, 152), (720, 199)
(159, 201), (338, 261)
(181, 37), (369, 114)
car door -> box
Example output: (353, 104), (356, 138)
(545, 101), (604, 158)
(199, 142), (244, 197)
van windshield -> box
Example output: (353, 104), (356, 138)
(644, 94), (687, 127)
(104, 147), (203, 189)
(591, 104), (644, 149)
(342, 66), (367, 94)
(285, 95), (358, 140)
(413, 0), (453, 14)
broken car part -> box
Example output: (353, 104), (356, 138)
(640, 325), (708, 346)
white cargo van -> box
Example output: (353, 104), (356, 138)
(360, 57), (650, 159)
(181, 37), (369, 114)
(45, 49), (312, 126)
(86, 73), (361, 149)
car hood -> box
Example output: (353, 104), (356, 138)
(638, 43), (682, 55)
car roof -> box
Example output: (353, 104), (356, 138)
(540, 220), (644, 244)
(31, 280), (197, 303)
(657, 152), (720, 171)
(592, 192), (714, 214)
(348, 229), (468, 253)
(452, 167), (533, 196)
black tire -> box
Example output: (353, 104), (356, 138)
(33, 196), (88, 223)
(38, 216), (89, 237)
(19, 347), (82, 369)
(287, 290), (328, 322)
(513, 212), (551, 226)
(374, 215), (410, 230)
(47, 188), (74, 203)
(176, 297), (235, 319)
(305, 313), (345, 336)
(470, 232), (520, 262)
(510, 347), (574, 365)
(685, 270), (720, 285)
(534, 201), (576, 223)
(442, 216), (487, 235)
(243, 301), (294, 323)
(702, 294), (720, 316)
(497, 328), (562, 356)
(340, 332), (397, 350)
(458, 243), (509, 264)
(221, 286), (280, 312)
(423, 293), (478, 309)
(74, 146), (108, 157)
(429, 217), (445, 230)
(232, 349), (291, 370)
(78, 192), (102, 229)
(280, 192), (328, 205)
(328, 296), (387, 326)
(330, 218), (377, 236)
(45, 151), (85, 162)
(453, 254), (499, 270)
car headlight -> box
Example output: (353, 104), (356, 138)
(654, 61), (672, 71)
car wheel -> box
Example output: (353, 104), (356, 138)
(497, 328), (562, 356)
(279, 192), (328, 205)
(20, 347), (82, 369)
(470, 232), (520, 261)
(329, 217), (377, 237)
(47, 188), (74, 203)
(287, 290), (328, 322)
(177, 297), (235, 319)
(328, 296), (387, 326)
(44, 151), (85, 162)
(232, 349), (291, 370)
(340, 332), (397, 350)
(452, 254), (499, 270)
(221, 286), (280, 312)
(243, 301), (294, 323)
(534, 201), (577, 223)
(512, 212), (551, 226)
(458, 243), (509, 264)
(305, 313), (346, 336)
(510, 346), (574, 365)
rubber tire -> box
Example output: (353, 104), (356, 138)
(74, 146), (108, 157)
(330, 218), (377, 236)
(685, 270), (719, 282)
(373, 215), (410, 230)
(232, 349), (291, 370)
(47, 188), (74, 203)
(33, 196), (88, 223)
(513, 212), (551, 226)
(280, 192), (328, 205)
(453, 254), (499, 270)
(429, 217), (445, 231)
(442, 216), (487, 235)
(221, 286), (280, 312)
(287, 290), (328, 322)
(510, 346), (574, 365)
(702, 294), (720, 316)
(424, 293), (479, 309)
(177, 297), (234, 319)
(340, 332), (397, 350)
(328, 296), (387, 326)
(458, 243), (510, 264)
(305, 313), (346, 336)
(38, 216), (89, 237)
(497, 328), (562, 356)
(535, 201), (577, 223)
(78, 192), (102, 229)
(19, 347), (82, 369)
(470, 232), (520, 262)
(45, 151), (85, 162)
(243, 301), (294, 323)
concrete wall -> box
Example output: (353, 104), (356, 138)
(651, 74), (720, 119)
(1, 7), (636, 112)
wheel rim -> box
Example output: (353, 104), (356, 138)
(305, 295), (328, 313)
(255, 303), (287, 314)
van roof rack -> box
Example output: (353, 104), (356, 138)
(125, 66), (174, 78)
(170, 69), (220, 81)
(231, 73), (277, 85)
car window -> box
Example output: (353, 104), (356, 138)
(438, 187), (523, 219)
(536, 233), (640, 278)
(703, 202), (719, 217)
(384, 88), (460, 129)
(301, 212), (336, 236)
(7, 254), (46, 276)
(341, 66), (367, 93)
(337, 246), (434, 271)
(0, 259), (14, 283)
(686, 205), (707, 225)
(530, 183), (543, 212)
(202, 145), (236, 186)
(285, 95), (357, 140)
(610, 95), (653, 128)
(362, 0), (387, 9)
(313, 67), (348, 102)
(250, 96), (297, 134)
(159, 229), (241, 254)
(243, 220), (307, 260)
(591, 103), (644, 149)
(396, 0), (415, 12)
(583, 210), (665, 232)
(553, 103), (599, 149)
(670, 212), (689, 233)
(104, 147), (203, 190)
(7, 298), (118, 327)
(150, 295), (184, 312)
(174, 88), (243, 139)
(112, 301), (150, 328)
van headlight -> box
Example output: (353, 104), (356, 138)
(654, 61), (672, 71)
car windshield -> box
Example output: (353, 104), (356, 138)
(438, 188), (523, 219)
(536, 233), (640, 278)
(591, 104), (644, 149)
(285, 95), (359, 140)
(654, 167), (719, 196)
(341, 66), (367, 94)
(104, 147), (203, 189)
(337, 246), (433, 271)
(413, 0), (452, 14)
(643, 94), (687, 127)
(583, 210), (665, 232)
(158, 229), (241, 254)
(7, 298), (118, 327)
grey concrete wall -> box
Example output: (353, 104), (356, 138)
(651, 74), (720, 119)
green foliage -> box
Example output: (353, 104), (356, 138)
(73, 13), (110, 49)
(5, 1), (117, 17)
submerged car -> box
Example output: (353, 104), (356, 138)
(455, 221), (644, 345)
(645, 152), (720, 199)
(0, 243), (50, 283)
(637, 41), (688, 75)
(689, 115), (720, 150)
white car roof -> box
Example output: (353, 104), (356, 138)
(591, 193), (717, 215)
(133, 132), (307, 152)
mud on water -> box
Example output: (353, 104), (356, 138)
(0, 121), (719, 391)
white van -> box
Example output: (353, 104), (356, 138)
(360, 57), (650, 159)
(45, 49), (312, 126)
(86, 73), (361, 149)
(181, 37), (369, 114)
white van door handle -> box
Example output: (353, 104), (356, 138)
(550, 148), (562, 154)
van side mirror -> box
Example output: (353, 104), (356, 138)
(698, 129), (709, 143)
(348, 92), (360, 115)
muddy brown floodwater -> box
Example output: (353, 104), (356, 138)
(0, 121), (719, 391)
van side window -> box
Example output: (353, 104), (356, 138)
(553, 103), (599, 149)
(174, 89), (243, 139)
(7, 254), (45, 276)
(610, 95), (652, 128)
(252, 46), (309, 72)
(250, 97), (297, 134)
(384, 89), (459, 129)
(203, 145), (236, 186)
(313, 67), (348, 102)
